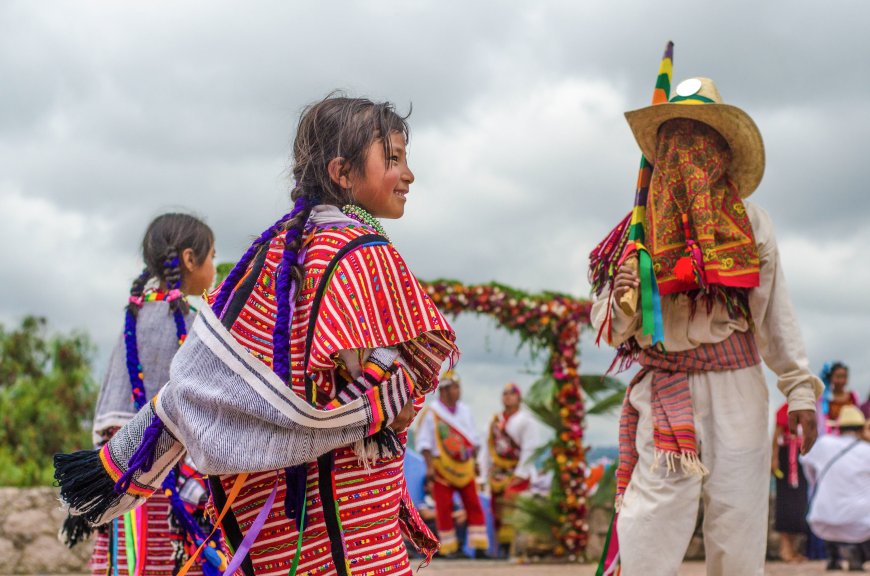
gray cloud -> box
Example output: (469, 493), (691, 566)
(2, 0), (868, 446)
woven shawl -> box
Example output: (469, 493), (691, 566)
(57, 304), (413, 526)
(616, 329), (760, 506)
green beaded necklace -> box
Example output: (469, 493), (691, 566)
(342, 204), (390, 242)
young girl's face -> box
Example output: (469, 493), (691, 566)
(352, 131), (414, 219)
(181, 245), (216, 296)
(830, 367), (849, 392)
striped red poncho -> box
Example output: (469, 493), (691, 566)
(210, 221), (458, 576)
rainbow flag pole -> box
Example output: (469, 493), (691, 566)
(596, 41), (674, 576)
(622, 41), (673, 347)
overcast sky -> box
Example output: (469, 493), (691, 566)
(2, 1), (868, 446)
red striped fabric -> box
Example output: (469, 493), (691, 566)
(616, 330), (761, 502)
(211, 223), (456, 576)
(90, 495), (197, 576)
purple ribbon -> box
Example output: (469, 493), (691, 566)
(221, 476), (280, 576)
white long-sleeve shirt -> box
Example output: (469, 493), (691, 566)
(801, 435), (870, 543)
(415, 399), (480, 457)
(505, 409), (553, 494)
(591, 202), (822, 412)
(504, 409), (551, 481)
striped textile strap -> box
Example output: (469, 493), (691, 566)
(175, 472), (249, 576)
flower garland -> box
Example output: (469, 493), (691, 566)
(342, 204), (390, 242)
(420, 280), (592, 560)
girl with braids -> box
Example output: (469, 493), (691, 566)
(83, 213), (221, 576)
(198, 95), (457, 576)
(56, 95), (457, 576)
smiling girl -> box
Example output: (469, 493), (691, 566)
(201, 95), (459, 576)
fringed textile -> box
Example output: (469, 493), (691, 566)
(616, 329), (761, 505)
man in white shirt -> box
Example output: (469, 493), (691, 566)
(591, 76), (822, 576)
(486, 382), (553, 557)
(415, 371), (489, 558)
(801, 405), (870, 571)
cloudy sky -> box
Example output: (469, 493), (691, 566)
(2, 1), (868, 446)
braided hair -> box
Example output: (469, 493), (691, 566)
(213, 94), (411, 385)
(125, 213), (214, 409)
(210, 95), (411, 528)
(124, 268), (153, 409)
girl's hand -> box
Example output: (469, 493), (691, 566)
(613, 263), (640, 302)
(388, 400), (415, 433)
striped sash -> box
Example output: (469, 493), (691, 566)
(616, 330), (761, 504)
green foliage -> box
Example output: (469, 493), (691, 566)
(511, 493), (561, 540)
(215, 262), (234, 285)
(523, 373), (625, 433)
(524, 375), (563, 431)
(0, 317), (97, 486)
(589, 461), (618, 509)
(580, 375), (626, 416)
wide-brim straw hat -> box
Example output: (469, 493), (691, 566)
(624, 77), (765, 197)
(835, 405), (867, 428)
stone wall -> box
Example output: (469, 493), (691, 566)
(0, 488), (92, 574)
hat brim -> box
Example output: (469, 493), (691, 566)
(833, 418), (867, 428)
(624, 103), (765, 198)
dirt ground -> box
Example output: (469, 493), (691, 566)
(39, 560), (841, 576)
(422, 559), (835, 575)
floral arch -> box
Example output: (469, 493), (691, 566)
(421, 280), (593, 559)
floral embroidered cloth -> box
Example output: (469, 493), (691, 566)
(645, 119), (760, 295)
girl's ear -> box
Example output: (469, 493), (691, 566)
(327, 157), (353, 190)
(181, 248), (197, 274)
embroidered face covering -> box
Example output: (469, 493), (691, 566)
(644, 118), (760, 296)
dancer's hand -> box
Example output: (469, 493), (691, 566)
(789, 410), (817, 455)
(388, 401), (415, 433)
(613, 263), (639, 302)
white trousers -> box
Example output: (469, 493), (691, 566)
(617, 364), (770, 576)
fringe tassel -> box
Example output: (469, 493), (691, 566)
(650, 449), (709, 477)
(115, 416), (165, 494)
(608, 340), (641, 374)
(680, 451), (709, 477)
(54, 449), (123, 524)
(352, 428), (405, 469)
(398, 496), (439, 570)
(595, 286), (615, 347)
(589, 212), (632, 296)
(59, 512), (94, 548)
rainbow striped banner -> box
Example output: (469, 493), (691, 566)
(597, 41), (674, 576)
(626, 41), (673, 346)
